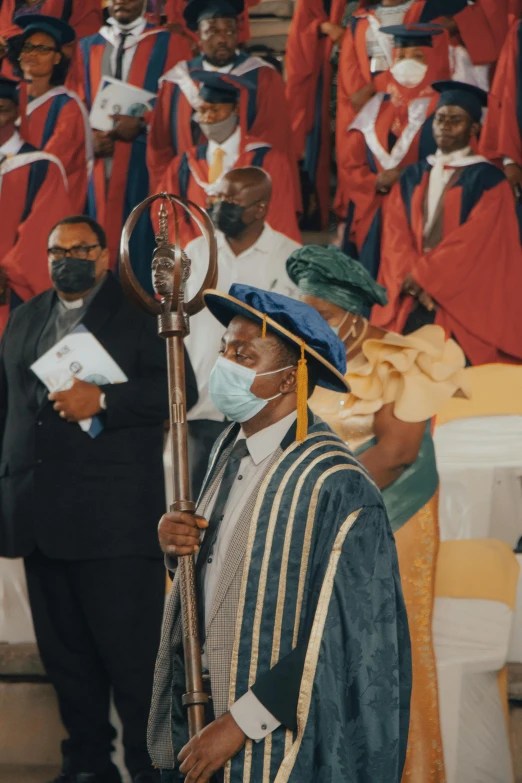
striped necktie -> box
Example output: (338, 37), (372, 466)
(196, 438), (249, 640)
(208, 147), (225, 184)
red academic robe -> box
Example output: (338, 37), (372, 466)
(372, 157), (522, 365)
(343, 89), (439, 257)
(447, 0), (508, 67)
(23, 86), (91, 214)
(161, 0), (261, 44)
(480, 19), (521, 164)
(510, 0), (522, 24)
(0, 0), (102, 39)
(335, 0), (450, 215)
(147, 52), (294, 193)
(78, 25), (193, 268)
(284, 0), (345, 230)
(0, 145), (72, 336)
(156, 136), (301, 245)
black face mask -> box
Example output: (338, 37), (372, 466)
(211, 200), (248, 239)
(50, 258), (97, 295)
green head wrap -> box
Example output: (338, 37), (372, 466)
(286, 245), (388, 315)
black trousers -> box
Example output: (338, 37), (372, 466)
(188, 419), (228, 500)
(24, 549), (165, 776)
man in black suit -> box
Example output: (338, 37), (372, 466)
(0, 216), (198, 783)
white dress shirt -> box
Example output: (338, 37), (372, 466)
(184, 225), (301, 422)
(0, 130), (24, 158)
(206, 125), (241, 173)
(104, 16), (148, 82)
(424, 146), (472, 236)
(203, 410), (297, 740)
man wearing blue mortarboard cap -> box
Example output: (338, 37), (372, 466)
(148, 284), (411, 783)
(147, 0), (294, 194)
(155, 69), (301, 243)
(373, 80), (522, 367)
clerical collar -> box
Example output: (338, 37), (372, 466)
(0, 130), (24, 157)
(107, 15), (146, 33)
(56, 275), (106, 311)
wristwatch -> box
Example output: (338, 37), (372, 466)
(99, 392), (107, 411)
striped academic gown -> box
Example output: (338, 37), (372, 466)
(78, 24), (192, 288)
(22, 86), (92, 214)
(147, 52), (293, 192)
(0, 141), (71, 336)
(372, 156), (522, 366)
(148, 413), (411, 782)
(156, 135), (302, 245)
(342, 91), (438, 278)
(284, 0), (345, 231)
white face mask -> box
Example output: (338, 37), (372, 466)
(390, 58), (428, 88)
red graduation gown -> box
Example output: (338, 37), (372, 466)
(147, 53), (293, 193)
(0, 0), (103, 39)
(372, 158), (522, 365)
(335, 0), (450, 215)
(343, 89), (438, 253)
(23, 87), (91, 214)
(0, 148), (71, 336)
(156, 136), (301, 245)
(480, 19), (521, 164)
(284, 0), (345, 229)
(510, 0), (522, 24)
(78, 26), (193, 266)
(451, 0), (508, 66)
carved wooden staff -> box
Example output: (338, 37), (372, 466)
(120, 194), (218, 736)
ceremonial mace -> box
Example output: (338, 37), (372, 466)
(120, 194), (218, 736)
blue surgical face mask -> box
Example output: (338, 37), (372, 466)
(209, 356), (295, 423)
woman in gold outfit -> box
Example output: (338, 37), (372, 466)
(286, 245), (470, 783)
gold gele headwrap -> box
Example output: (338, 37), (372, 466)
(296, 341), (308, 442)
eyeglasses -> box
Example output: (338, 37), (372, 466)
(48, 244), (101, 260)
(20, 43), (58, 56)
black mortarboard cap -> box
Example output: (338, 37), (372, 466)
(191, 69), (254, 103)
(183, 0), (244, 32)
(380, 23), (444, 48)
(17, 14), (75, 46)
(432, 80), (488, 123)
(419, 0), (467, 23)
(0, 76), (19, 104)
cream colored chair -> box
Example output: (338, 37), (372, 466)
(434, 539), (519, 783)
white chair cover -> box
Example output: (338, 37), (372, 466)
(434, 597), (514, 783)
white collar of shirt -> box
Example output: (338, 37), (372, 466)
(206, 125), (241, 170)
(216, 222), (273, 259)
(104, 15), (147, 46)
(59, 296), (85, 310)
(202, 52), (240, 73)
(0, 130), (24, 157)
(431, 145), (472, 167)
(239, 410), (298, 466)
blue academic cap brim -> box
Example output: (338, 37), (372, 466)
(17, 14), (75, 46)
(380, 22), (444, 47)
(190, 68), (255, 102)
(203, 285), (350, 393)
(183, 0), (244, 31)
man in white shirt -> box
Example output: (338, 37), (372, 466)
(184, 166), (301, 497)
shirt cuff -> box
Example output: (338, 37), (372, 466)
(230, 690), (281, 742)
(504, 157), (516, 167)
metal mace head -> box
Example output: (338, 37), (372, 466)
(119, 193), (218, 337)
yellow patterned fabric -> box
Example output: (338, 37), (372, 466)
(208, 147), (225, 184)
(395, 493), (446, 782)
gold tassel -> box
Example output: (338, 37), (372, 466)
(261, 313), (267, 339)
(296, 342), (308, 442)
